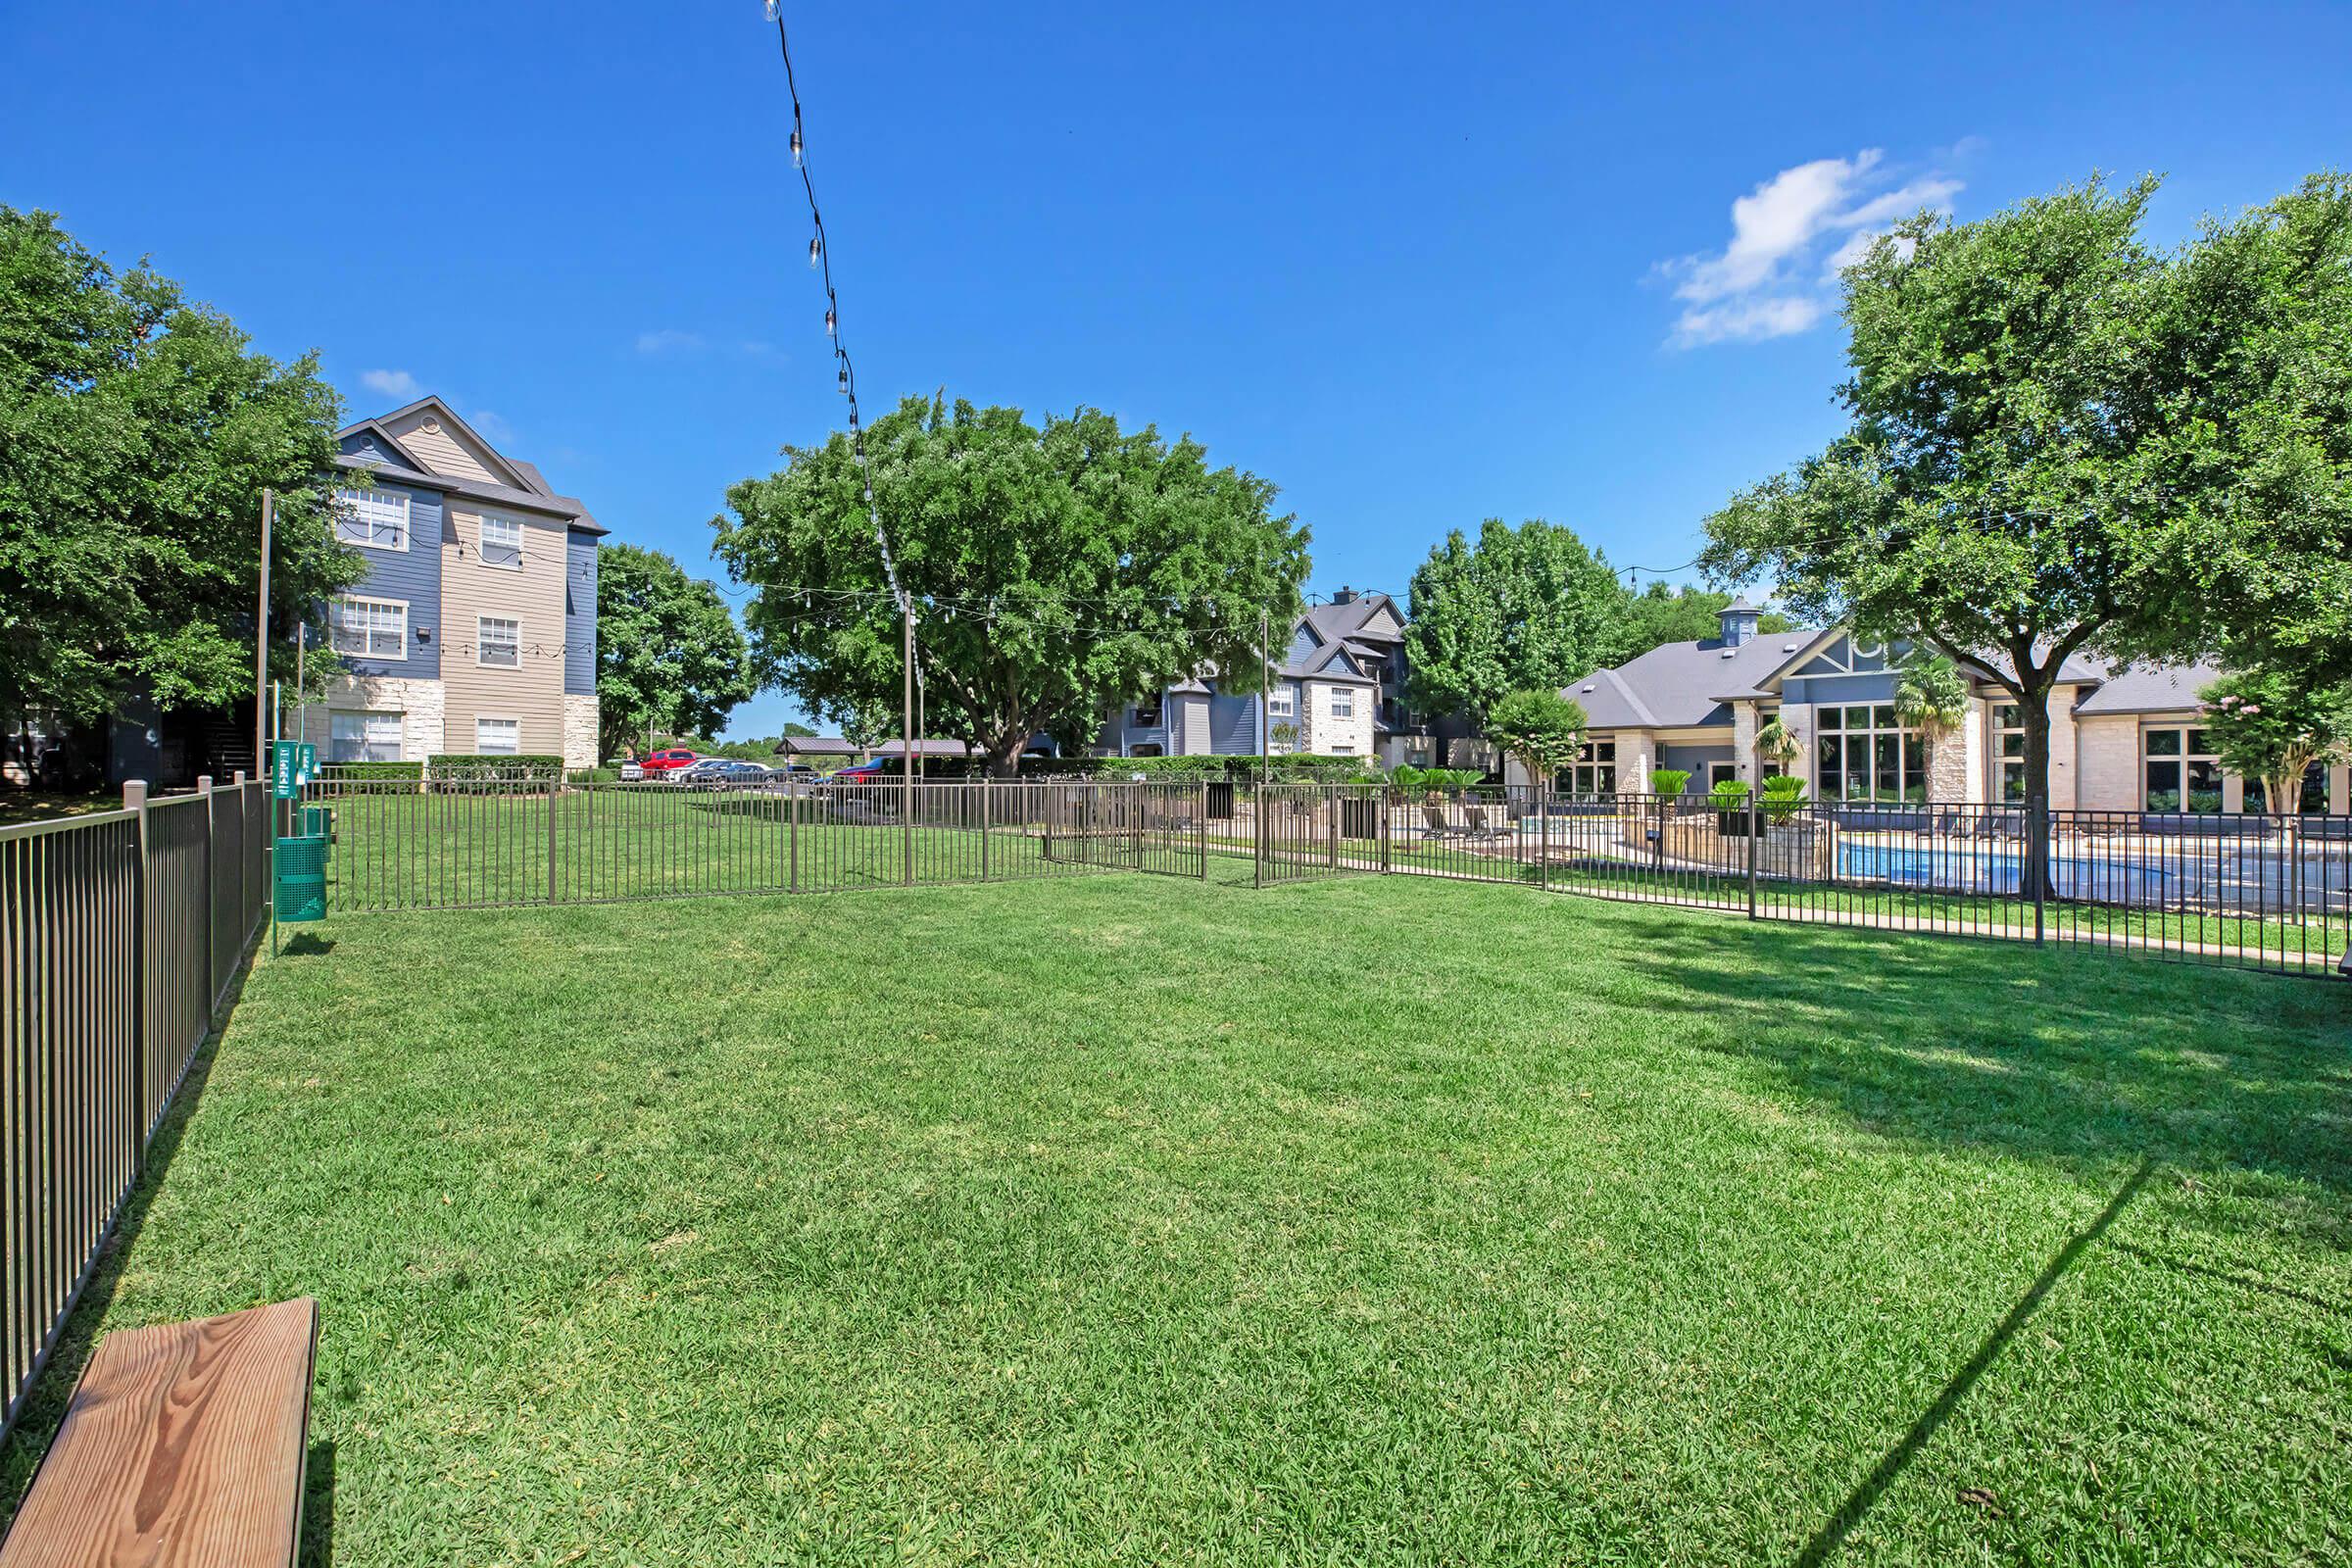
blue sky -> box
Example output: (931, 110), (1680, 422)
(6, 2), (2347, 738)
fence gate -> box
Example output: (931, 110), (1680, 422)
(1252, 784), (1383, 885)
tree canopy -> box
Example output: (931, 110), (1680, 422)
(595, 543), (756, 760)
(714, 395), (1310, 774)
(1701, 174), (2318, 893)
(1484, 688), (1588, 785)
(2197, 667), (2352, 816)
(0, 206), (358, 728)
(1403, 519), (1625, 725)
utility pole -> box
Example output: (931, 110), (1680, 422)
(253, 488), (272, 772)
(903, 600), (914, 885)
(295, 623), (306, 749)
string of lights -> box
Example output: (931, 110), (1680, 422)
(764, 1), (907, 623)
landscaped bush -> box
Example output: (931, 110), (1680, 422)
(1647, 768), (1691, 798)
(318, 760), (423, 781)
(1392, 764), (1485, 797)
(1708, 777), (1752, 806)
(1761, 775), (1807, 821)
(426, 754), (565, 782)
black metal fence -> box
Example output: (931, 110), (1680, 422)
(0, 776), (270, 1439)
(300, 773), (1210, 911)
(297, 770), (2350, 977)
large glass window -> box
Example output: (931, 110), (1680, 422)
(474, 717), (520, 756)
(329, 597), (406, 658)
(2141, 726), (2222, 812)
(1813, 704), (1925, 803)
(1560, 738), (1616, 797)
(1992, 704), (2027, 804)
(333, 487), (409, 550)
(1266, 684), (1294, 717)
(328, 710), (403, 762)
(2243, 761), (2328, 815)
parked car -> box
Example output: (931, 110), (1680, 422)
(680, 759), (774, 789)
(615, 760), (644, 782)
(827, 757), (906, 785)
(641, 748), (700, 779)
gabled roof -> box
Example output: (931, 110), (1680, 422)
(334, 396), (608, 534)
(1564, 633), (1822, 729)
(356, 394), (538, 492)
(2071, 659), (2219, 715)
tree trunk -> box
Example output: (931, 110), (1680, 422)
(2019, 687), (2056, 901)
(983, 731), (1027, 778)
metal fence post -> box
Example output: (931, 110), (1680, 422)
(2030, 796), (2047, 945)
(1328, 786), (1340, 870)
(1745, 801), (1759, 919)
(1380, 788), (1393, 874)
(789, 774), (802, 892)
(1539, 787), (1549, 891)
(122, 779), (152, 1171)
(195, 774), (216, 1005)
(979, 774), (991, 882)
(546, 771), (560, 906)
(1198, 779), (1209, 879)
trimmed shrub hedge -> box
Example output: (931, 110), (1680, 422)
(1029, 754), (1383, 784)
(426, 754), (566, 781)
(316, 760), (423, 781)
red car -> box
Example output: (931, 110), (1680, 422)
(640, 748), (700, 778)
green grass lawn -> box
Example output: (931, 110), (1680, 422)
(9, 866), (2349, 1564)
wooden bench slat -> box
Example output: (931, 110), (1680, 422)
(0, 1298), (318, 1568)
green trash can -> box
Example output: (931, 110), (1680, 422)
(298, 803), (334, 858)
(274, 834), (328, 922)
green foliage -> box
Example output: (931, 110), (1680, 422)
(1761, 774), (1808, 820)
(1483, 688), (1588, 783)
(0, 206), (361, 725)
(714, 395), (1310, 775)
(1404, 519), (1626, 724)
(596, 544), (756, 762)
(1646, 768), (1691, 798)
(1754, 716), (1801, 767)
(2160, 175), (2352, 688)
(318, 760), (422, 781)
(426, 754), (565, 781)
(1042, 754), (1377, 784)
(1391, 764), (1485, 797)
(1708, 777), (1752, 805)
(1615, 583), (1796, 659)
(2197, 667), (2352, 815)
(1893, 655), (1971, 780)
(1267, 721), (1300, 752)
(1697, 173), (2308, 886)
(782, 721), (817, 738)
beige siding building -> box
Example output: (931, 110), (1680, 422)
(301, 396), (605, 767)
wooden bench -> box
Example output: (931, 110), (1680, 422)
(0, 1298), (318, 1568)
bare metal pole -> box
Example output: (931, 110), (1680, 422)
(253, 488), (273, 771)
(1257, 607), (1271, 889)
(295, 622), (307, 749)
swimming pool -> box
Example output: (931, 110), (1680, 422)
(1837, 843), (2179, 899)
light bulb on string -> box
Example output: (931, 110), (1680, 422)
(790, 127), (803, 168)
(808, 235), (821, 269)
(824, 306), (836, 336)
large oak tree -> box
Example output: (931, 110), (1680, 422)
(594, 543), (756, 760)
(1700, 177), (2234, 890)
(714, 396), (1309, 774)
(1403, 519), (1626, 726)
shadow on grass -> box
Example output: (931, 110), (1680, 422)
(1597, 909), (2352, 1203)
(0, 948), (257, 1525)
(302, 1439), (335, 1567)
(1795, 1159), (2155, 1565)
(279, 931), (336, 956)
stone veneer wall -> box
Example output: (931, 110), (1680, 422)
(563, 694), (601, 770)
(313, 675), (447, 761)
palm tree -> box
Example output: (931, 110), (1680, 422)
(1893, 656), (1971, 802)
(1754, 715), (1801, 775)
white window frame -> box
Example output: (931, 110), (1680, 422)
(1266, 684), (1294, 717)
(333, 486), (410, 551)
(478, 512), (524, 570)
(328, 710), (405, 762)
(329, 597), (407, 659)
(474, 716), (521, 756)
(477, 615), (520, 668)
(1330, 687), (1354, 720)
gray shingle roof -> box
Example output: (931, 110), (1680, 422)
(2072, 660), (2218, 714)
(1564, 632), (1825, 729)
(336, 400), (608, 535)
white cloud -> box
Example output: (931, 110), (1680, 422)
(635, 329), (707, 355)
(1671, 295), (1826, 347)
(358, 368), (420, 399)
(1657, 149), (1964, 348)
(467, 409), (515, 444)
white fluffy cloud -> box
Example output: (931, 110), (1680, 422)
(1658, 151), (1961, 347)
(358, 368), (420, 399)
